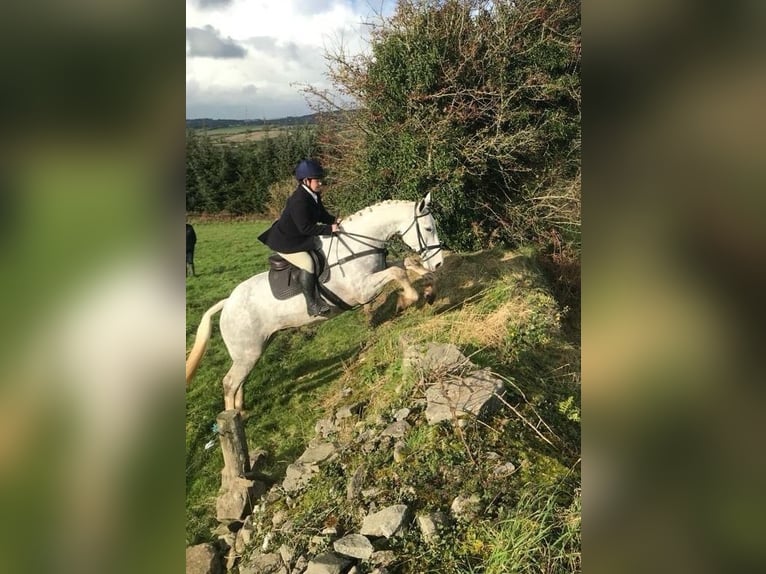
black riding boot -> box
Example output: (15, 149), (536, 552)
(298, 269), (330, 316)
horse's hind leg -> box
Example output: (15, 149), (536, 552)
(222, 357), (258, 411)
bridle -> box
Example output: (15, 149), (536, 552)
(397, 203), (444, 264)
(317, 202), (444, 311)
(329, 202), (443, 270)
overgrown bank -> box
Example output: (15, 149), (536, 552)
(185, 220), (580, 572)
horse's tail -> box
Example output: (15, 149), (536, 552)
(185, 299), (227, 385)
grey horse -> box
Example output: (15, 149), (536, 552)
(186, 193), (444, 411)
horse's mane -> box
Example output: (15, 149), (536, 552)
(341, 199), (414, 223)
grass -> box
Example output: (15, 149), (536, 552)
(185, 220), (580, 571)
(479, 486), (582, 574)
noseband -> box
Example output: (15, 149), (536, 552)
(400, 204), (444, 263)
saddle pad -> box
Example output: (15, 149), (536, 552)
(266, 253), (331, 301)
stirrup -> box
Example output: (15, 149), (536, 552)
(305, 296), (330, 316)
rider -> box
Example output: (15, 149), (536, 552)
(258, 159), (340, 316)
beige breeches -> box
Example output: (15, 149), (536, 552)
(277, 251), (314, 273)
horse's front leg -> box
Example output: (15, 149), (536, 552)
(404, 256), (436, 304)
(403, 256), (432, 277)
(357, 267), (419, 310)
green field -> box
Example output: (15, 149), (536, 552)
(190, 125), (290, 144)
(185, 220), (581, 572)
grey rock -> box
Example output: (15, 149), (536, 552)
(335, 401), (364, 421)
(283, 462), (319, 493)
(450, 494), (482, 521)
(360, 504), (411, 538)
(280, 519), (295, 533)
(403, 342), (468, 373)
(234, 524), (254, 553)
(380, 420), (411, 439)
(333, 533), (374, 560)
(239, 552), (286, 574)
(304, 552), (352, 574)
(216, 478), (262, 522)
(416, 511), (450, 543)
(425, 369), (505, 425)
(297, 442), (336, 464)
(354, 429), (374, 444)
(186, 544), (224, 574)
(265, 487), (283, 504)
(370, 550), (396, 566)
(393, 408), (411, 421)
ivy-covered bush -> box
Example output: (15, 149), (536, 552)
(311, 0), (580, 257)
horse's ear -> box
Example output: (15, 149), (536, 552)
(418, 191), (432, 213)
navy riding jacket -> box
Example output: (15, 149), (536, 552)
(258, 184), (336, 253)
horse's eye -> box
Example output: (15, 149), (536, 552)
(424, 227), (433, 232)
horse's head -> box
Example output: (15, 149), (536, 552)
(400, 192), (444, 271)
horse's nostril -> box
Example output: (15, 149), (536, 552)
(435, 261), (443, 269)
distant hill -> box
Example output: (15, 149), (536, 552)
(186, 114), (318, 130)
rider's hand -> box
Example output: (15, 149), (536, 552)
(331, 223), (339, 233)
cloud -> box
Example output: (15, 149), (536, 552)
(293, 0), (337, 16)
(186, 79), (313, 119)
(186, 25), (247, 59)
(190, 0), (234, 9)
(185, 0), (399, 118)
(244, 36), (326, 69)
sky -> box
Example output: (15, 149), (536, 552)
(186, 0), (397, 120)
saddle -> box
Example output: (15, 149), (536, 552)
(266, 250), (331, 301)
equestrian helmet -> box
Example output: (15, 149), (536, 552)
(295, 159), (325, 181)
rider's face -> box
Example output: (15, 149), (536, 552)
(306, 178), (323, 192)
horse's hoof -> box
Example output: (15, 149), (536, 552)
(423, 285), (435, 304)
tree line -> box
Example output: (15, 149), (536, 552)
(186, 115), (318, 130)
(185, 125), (318, 214)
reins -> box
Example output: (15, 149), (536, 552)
(319, 201), (444, 309)
(328, 231), (388, 276)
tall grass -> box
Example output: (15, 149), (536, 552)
(481, 485), (581, 574)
